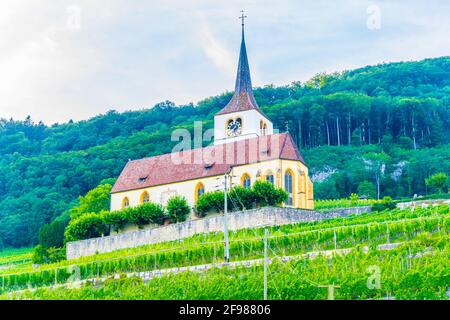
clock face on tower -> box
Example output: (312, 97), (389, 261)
(227, 118), (242, 137)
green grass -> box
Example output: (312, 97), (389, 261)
(0, 248), (33, 270)
(3, 238), (448, 300)
(0, 205), (448, 293)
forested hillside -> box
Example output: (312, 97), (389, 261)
(0, 57), (449, 248)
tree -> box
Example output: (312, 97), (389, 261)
(38, 218), (68, 248)
(69, 184), (113, 219)
(167, 196), (191, 223)
(363, 152), (390, 200)
(425, 173), (449, 194)
(126, 203), (166, 227)
(357, 181), (377, 199)
(196, 191), (224, 217)
(64, 213), (109, 243)
(252, 181), (288, 207)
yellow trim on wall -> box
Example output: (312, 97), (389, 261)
(241, 173), (251, 189)
(284, 168), (295, 207)
(140, 191), (150, 204)
(194, 182), (205, 204)
(122, 197), (130, 209)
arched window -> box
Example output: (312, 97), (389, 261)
(122, 197), (130, 209)
(140, 191), (150, 204)
(265, 171), (275, 185)
(285, 170), (294, 206)
(241, 174), (252, 189)
(260, 121), (268, 136)
(195, 182), (205, 203)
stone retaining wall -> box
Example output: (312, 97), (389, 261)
(66, 206), (371, 260)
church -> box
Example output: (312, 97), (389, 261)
(110, 20), (314, 215)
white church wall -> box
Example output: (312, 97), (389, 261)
(110, 158), (313, 212)
(214, 109), (273, 145)
(110, 159), (282, 212)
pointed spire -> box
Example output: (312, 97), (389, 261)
(216, 12), (264, 116)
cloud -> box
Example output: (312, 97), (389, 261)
(0, 0), (449, 124)
(198, 24), (235, 81)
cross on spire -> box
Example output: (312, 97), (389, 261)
(239, 10), (247, 28)
(215, 10), (266, 117)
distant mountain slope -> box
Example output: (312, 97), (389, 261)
(0, 56), (449, 248)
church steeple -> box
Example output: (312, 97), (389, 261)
(216, 12), (262, 116)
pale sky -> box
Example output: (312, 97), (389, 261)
(0, 0), (449, 124)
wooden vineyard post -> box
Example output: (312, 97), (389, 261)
(264, 229), (269, 301)
(334, 229), (337, 250)
(319, 284), (340, 300)
(386, 222), (390, 244)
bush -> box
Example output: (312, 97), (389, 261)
(196, 191), (225, 217)
(126, 203), (166, 227)
(167, 196), (191, 223)
(32, 245), (47, 264)
(38, 218), (69, 248)
(32, 245), (66, 264)
(425, 172), (448, 194)
(101, 210), (128, 232)
(229, 186), (255, 210)
(252, 181), (288, 207)
(64, 213), (109, 242)
(196, 183), (289, 216)
(357, 181), (377, 199)
(372, 196), (397, 212)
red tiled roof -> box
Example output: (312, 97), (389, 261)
(111, 133), (307, 194)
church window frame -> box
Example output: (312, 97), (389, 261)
(241, 173), (252, 189)
(122, 197), (130, 209)
(195, 182), (206, 204)
(140, 191), (150, 204)
(284, 169), (294, 207)
(265, 170), (275, 185)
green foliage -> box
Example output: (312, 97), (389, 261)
(1, 57), (450, 248)
(38, 219), (69, 248)
(100, 210), (128, 232)
(64, 213), (109, 243)
(32, 245), (66, 265)
(8, 241), (450, 300)
(65, 203), (166, 242)
(70, 184), (113, 220)
(126, 203), (166, 227)
(425, 172), (449, 194)
(357, 181), (376, 199)
(349, 193), (359, 206)
(196, 191), (225, 217)
(228, 186), (255, 210)
(252, 181), (288, 207)
(31, 245), (47, 264)
(1, 205), (448, 296)
(314, 198), (379, 210)
(196, 182), (288, 216)
(372, 196), (397, 212)
(166, 196), (191, 223)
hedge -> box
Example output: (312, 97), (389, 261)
(196, 181), (288, 216)
(65, 203), (166, 242)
